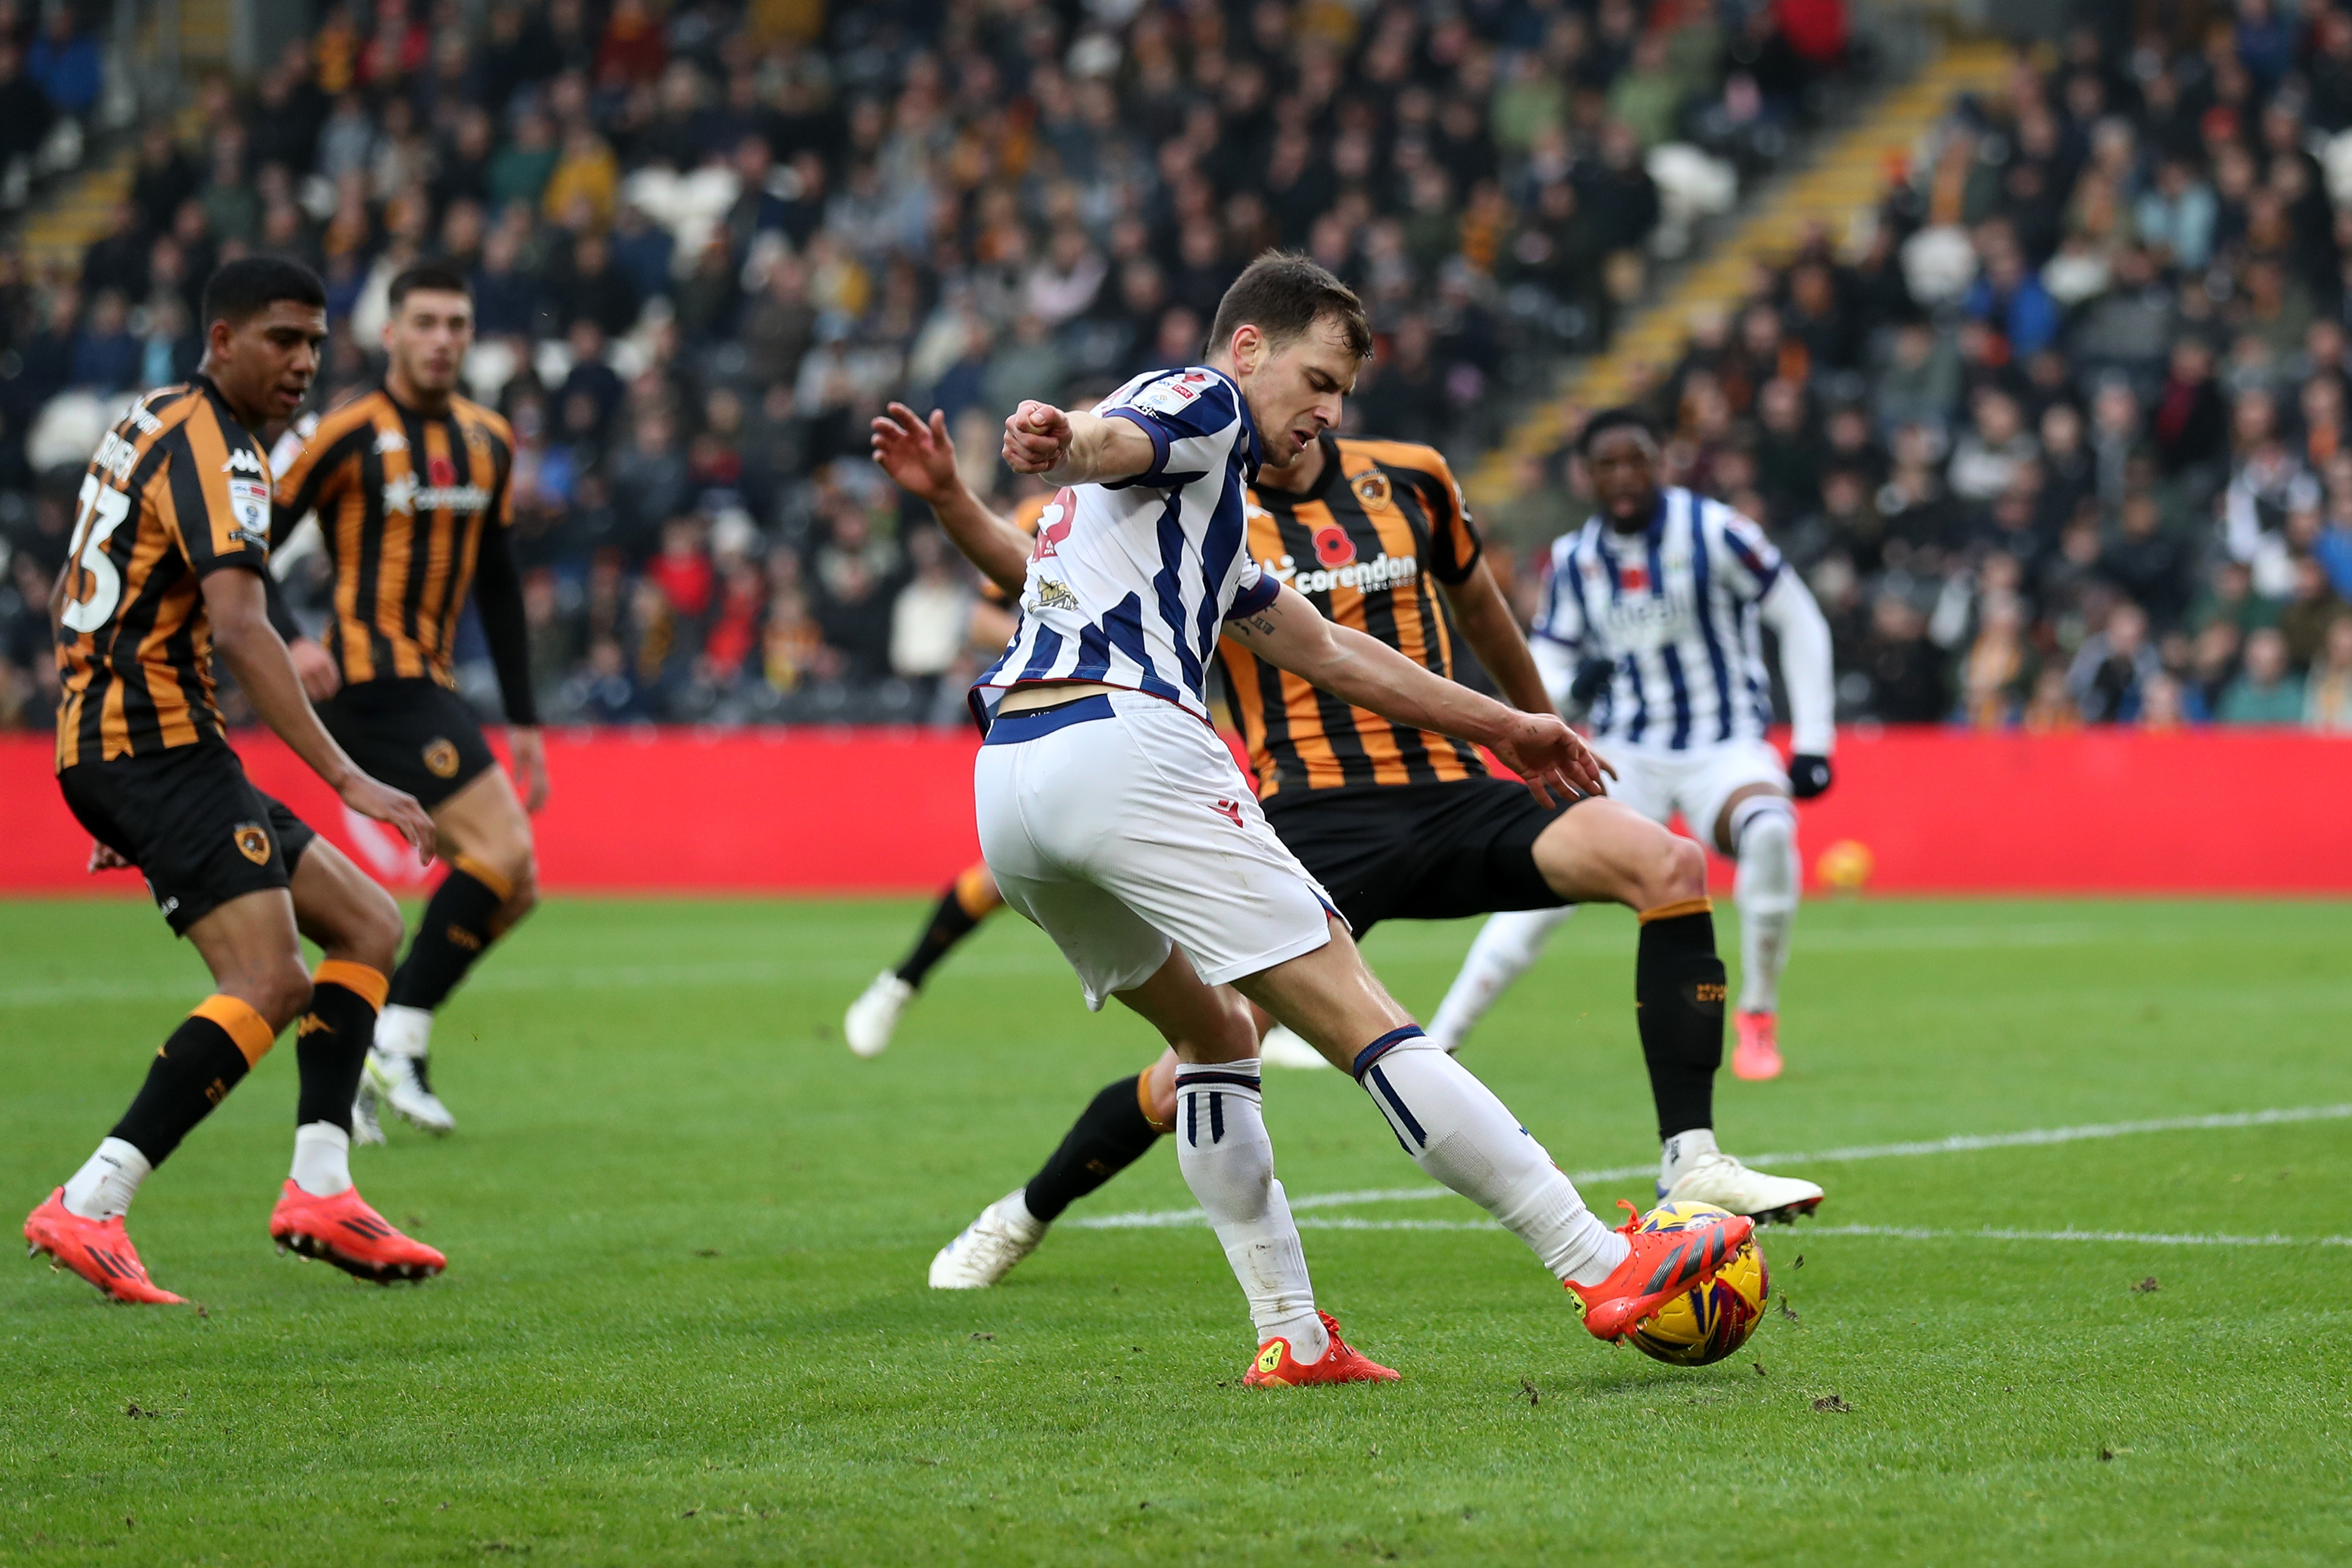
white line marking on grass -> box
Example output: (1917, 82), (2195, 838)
(1276, 1218), (2352, 1246)
(1069, 1104), (2352, 1230)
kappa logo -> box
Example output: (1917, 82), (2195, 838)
(1034, 578), (1079, 611)
(232, 822), (271, 865)
(1212, 798), (1245, 827)
(422, 738), (462, 779)
(220, 448), (266, 476)
(375, 428), (408, 454)
(296, 1013), (333, 1039)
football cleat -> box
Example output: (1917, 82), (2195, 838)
(268, 1181), (446, 1283)
(1242, 1311), (1400, 1387)
(350, 1079), (386, 1147)
(844, 971), (915, 1059)
(928, 1190), (1044, 1288)
(1663, 1149), (1823, 1225)
(365, 1049), (454, 1134)
(23, 1190), (187, 1305)
(1732, 1010), (1783, 1080)
(1568, 1201), (1754, 1342)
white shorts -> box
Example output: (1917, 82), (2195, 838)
(973, 690), (1337, 1010)
(1601, 738), (1789, 846)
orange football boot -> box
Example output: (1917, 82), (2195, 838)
(23, 1188), (187, 1305)
(268, 1181), (446, 1283)
(1732, 1010), (1783, 1081)
(1241, 1310), (1401, 1387)
(1569, 1201), (1755, 1342)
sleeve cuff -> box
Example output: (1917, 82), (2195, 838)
(1099, 408), (1171, 490)
(1225, 570), (1281, 619)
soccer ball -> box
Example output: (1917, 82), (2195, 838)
(1625, 1201), (1769, 1367)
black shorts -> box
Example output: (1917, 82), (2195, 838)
(59, 743), (317, 937)
(316, 678), (496, 809)
(1265, 776), (1577, 937)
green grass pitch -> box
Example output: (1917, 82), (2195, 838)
(3, 892), (2349, 1564)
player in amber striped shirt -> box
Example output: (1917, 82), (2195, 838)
(267, 263), (545, 1140)
(861, 401), (1822, 1291)
(27, 258), (446, 1303)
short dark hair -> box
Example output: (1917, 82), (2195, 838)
(387, 260), (473, 310)
(201, 255), (326, 330)
(1577, 406), (1660, 456)
(1206, 252), (1372, 363)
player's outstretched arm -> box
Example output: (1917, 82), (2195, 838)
(1758, 571), (1836, 796)
(871, 403), (1031, 597)
(200, 568), (437, 864)
(1001, 400), (1156, 487)
(1226, 583), (1608, 805)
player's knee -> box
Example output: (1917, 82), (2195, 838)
(341, 883), (406, 972)
(503, 854), (541, 920)
(1646, 833), (1708, 907)
(1144, 1053), (1180, 1130)
(246, 959), (316, 1033)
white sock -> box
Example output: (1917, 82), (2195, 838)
(291, 1123), (353, 1197)
(61, 1137), (151, 1221)
(375, 1004), (434, 1060)
(1355, 1031), (1628, 1287)
(997, 1188), (1046, 1240)
(1660, 1126), (1720, 1190)
(1173, 1059), (1328, 1362)
(1426, 907), (1574, 1052)
(1732, 798), (1800, 1013)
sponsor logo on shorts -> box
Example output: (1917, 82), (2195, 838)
(422, 738), (462, 779)
(1351, 470), (1392, 509)
(232, 822), (271, 864)
(1033, 578), (1079, 611)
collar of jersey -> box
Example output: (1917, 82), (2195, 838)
(1257, 431), (1344, 510)
(1596, 490), (1670, 549)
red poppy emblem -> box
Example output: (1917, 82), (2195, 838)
(1313, 524), (1356, 568)
(1620, 562), (1649, 592)
(428, 456), (457, 487)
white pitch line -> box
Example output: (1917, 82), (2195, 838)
(1069, 1103), (2352, 1230)
(1279, 1218), (2352, 1247)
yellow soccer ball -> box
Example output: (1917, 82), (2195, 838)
(1625, 1201), (1770, 1367)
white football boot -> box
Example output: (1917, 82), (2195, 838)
(1258, 1024), (1333, 1070)
(364, 1048), (456, 1135)
(1663, 1149), (1823, 1224)
(843, 971), (915, 1058)
(928, 1190), (1046, 1288)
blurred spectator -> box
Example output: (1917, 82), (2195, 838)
(0, 40), (57, 169)
(2306, 616), (2352, 730)
(890, 528), (972, 684)
(2218, 628), (2305, 723)
(2067, 603), (2160, 724)
(26, 7), (100, 120)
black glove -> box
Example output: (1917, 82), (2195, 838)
(1567, 656), (1615, 708)
(1788, 753), (1833, 800)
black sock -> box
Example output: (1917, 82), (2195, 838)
(1021, 1074), (1167, 1223)
(111, 1006), (263, 1166)
(388, 865), (505, 1012)
(296, 963), (386, 1131)
(895, 883), (986, 988)
(1635, 906), (1726, 1142)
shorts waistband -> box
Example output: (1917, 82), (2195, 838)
(982, 692), (1117, 744)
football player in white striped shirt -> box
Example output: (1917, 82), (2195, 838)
(1429, 408), (1837, 1092)
(954, 257), (1753, 1384)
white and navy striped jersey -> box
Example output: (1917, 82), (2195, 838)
(971, 365), (1274, 727)
(1531, 487), (1785, 751)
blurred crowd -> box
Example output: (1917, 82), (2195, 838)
(1584, 9), (2352, 733)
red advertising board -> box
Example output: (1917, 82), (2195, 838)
(2, 728), (2347, 897)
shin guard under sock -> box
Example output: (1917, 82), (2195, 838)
(1172, 1059), (1327, 1359)
(109, 995), (277, 1167)
(1636, 901), (1727, 1142)
(295, 961), (389, 1133)
(388, 857), (508, 1012)
(1731, 799), (1800, 1013)
(1022, 1073), (1167, 1223)
(1353, 1029), (1623, 1286)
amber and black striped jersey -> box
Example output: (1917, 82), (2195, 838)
(1216, 435), (1488, 800)
(271, 385), (515, 692)
(54, 375), (277, 770)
